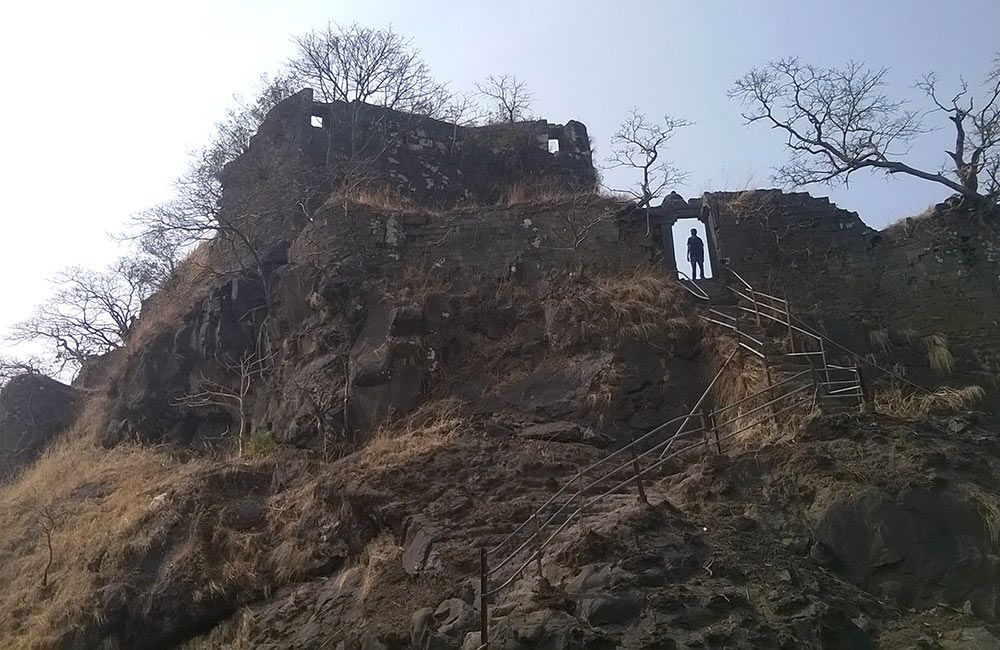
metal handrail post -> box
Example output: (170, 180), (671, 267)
(480, 548), (489, 649)
(698, 409), (716, 453)
(784, 296), (797, 353)
(819, 338), (829, 387)
(531, 514), (543, 577)
(629, 443), (648, 503)
(709, 411), (722, 453)
(750, 288), (762, 327)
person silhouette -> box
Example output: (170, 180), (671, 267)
(687, 228), (705, 280)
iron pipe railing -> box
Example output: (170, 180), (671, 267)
(478, 267), (866, 647)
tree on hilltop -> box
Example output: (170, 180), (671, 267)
(9, 257), (160, 373)
(730, 56), (1000, 212)
(476, 74), (534, 125)
(126, 74), (298, 276)
(607, 108), (692, 235)
(285, 23), (452, 204)
(287, 22), (447, 116)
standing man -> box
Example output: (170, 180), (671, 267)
(687, 227), (705, 280)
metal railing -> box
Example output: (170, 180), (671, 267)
(720, 269), (864, 405)
(674, 268), (711, 300)
(472, 268), (863, 647)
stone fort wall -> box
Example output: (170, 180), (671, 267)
(239, 88), (596, 207)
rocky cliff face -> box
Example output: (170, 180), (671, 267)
(3, 94), (1000, 649)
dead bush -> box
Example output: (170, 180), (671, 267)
(874, 383), (984, 417)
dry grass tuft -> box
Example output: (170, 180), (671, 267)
(393, 260), (455, 305)
(921, 333), (955, 375)
(327, 185), (447, 216)
(874, 384), (984, 418)
(586, 364), (624, 425)
(869, 329), (892, 355)
(358, 532), (403, 600)
(713, 348), (776, 449)
(357, 399), (465, 473)
(970, 488), (1000, 549)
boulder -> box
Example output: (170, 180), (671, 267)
(0, 374), (80, 481)
(814, 487), (1000, 617)
(517, 421), (608, 447)
(579, 589), (647, 626)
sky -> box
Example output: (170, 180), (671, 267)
(1, 0), (998, 362)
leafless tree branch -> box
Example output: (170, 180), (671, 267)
(731, 56), (1000, 209)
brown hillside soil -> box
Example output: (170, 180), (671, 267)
(175, 411), (1000, 650)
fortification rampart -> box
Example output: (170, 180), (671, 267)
(217, 91), (1000, 395)
(231, 88), (595, 208)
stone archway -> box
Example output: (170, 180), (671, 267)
(652, 197), (721, 279)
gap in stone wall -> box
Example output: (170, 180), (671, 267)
(672, 218), (714, 279)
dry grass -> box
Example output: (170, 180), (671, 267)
(587, 363), (624, 425)
(546, 268), (691, 349)
(869, 329), (892, 355)
(264, 475), (328, 584)
(501, 182), (601, 207)
(393, 260), (455, 305)
(327, 185), (447, 217)
(0, 434), (210, 647)
(357, 399), (465, 474)
(131, 242), (216, 351)
(707, 334), (820, 449)
(712, 346), (777, 449)
(874, 384), (985, 418)
(921, 333), (955, 375)
(970, 488), (1000, 549)
(357, 532), (403, 600)
(882, 203), (940, 237)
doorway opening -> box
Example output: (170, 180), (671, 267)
(671, 218), (713, 279)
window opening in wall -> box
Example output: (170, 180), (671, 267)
(548, 138), (560, 153)
(311, 115), (324, 128)
(672, 218), (713, 280)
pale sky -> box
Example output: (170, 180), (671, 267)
(1, 0), (998, 358)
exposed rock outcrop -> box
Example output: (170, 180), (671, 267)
(0, 374), (79, 481)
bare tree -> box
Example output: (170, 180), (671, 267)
(0, 356), (49, 389)
(607, 108), (692, 234)
(476, 74), (534, 125)
(176, 349), (276, 458)
(287, 22), (448, 169)
(18, 504), (59, 588)
(441, 92), (485, 155)
(730, 56), (1000, 210)
(126, 74), (297, 268)
(288, 23), (445, 114)
(9, 257), (160, 372)
(916, 62), (1000, 203)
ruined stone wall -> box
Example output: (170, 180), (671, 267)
(289, 197), (648, 283)
(704, 190), (883, 316)
(876, 210), (1000, 385)
(251, 88), (595, 208)
(694, 190), (1000, 392)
